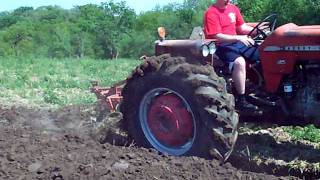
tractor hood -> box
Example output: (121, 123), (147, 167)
(284, 25), (320, 37)
(261, 23), (320, 50)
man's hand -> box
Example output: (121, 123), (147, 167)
(258, 22), (270, 31)
(214, 33), (255, 46)
(236, 35), (255, 46)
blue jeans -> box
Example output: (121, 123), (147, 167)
(216, 41), (260, 65)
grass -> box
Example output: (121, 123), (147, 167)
(0, 57), (140, 107)
(284, 125), (320, 144)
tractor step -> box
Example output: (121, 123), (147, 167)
(239, 109), (263, 117)
(247, 94), (276, 107)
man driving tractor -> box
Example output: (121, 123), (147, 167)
(92, 0), (320, 162)
(204, 0), (261, 112)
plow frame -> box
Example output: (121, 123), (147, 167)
(90, 80), (125, 112)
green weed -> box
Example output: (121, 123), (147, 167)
(284, 125), (320, 143)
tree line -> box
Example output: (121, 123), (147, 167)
(0, 0), (319, 59)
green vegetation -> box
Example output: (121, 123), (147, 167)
(0, 57), (140, 106)
(0, 0), (318, 60)
(284, 125), (320, 144)
(238, 0), (320, 25)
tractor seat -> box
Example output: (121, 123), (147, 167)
(190, 27), (205, 40)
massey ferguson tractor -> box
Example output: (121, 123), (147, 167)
(91, 14), (320, 162)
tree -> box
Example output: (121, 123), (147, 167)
(0, 0), (319, 59)
(2, 21), (35, 56)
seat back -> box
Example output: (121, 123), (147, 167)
(190, 27), (205, 40)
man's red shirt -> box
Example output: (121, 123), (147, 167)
(204, 4), (245, 38)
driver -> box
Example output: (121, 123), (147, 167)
(203, 0), (259, 111)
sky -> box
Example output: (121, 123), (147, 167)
(0, 0), (184, 13)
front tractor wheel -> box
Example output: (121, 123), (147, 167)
(121, 55), (238, 161)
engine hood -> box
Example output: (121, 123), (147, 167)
(283, 24), (320, 37)
(262, 23), (320, 46)
(260, 23), (320, 54)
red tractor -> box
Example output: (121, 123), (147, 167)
(92, 14), (320, 162)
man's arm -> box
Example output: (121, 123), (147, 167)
(237, 23), (254, 35)
(238, 23), (269, 36)
(212, 33), (255, 46)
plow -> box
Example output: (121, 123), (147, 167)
(91, 80), (124, 113)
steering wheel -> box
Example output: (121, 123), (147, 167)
(248, 14), (277, 40)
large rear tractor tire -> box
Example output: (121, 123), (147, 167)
(121, 54), (239, 162)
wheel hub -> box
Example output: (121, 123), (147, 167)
(147, 94), (193, 147)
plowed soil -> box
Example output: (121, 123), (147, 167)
(0, 103), (315, 180)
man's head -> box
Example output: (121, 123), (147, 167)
(215, 0), (230, 7)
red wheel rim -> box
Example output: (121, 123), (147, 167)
(147, 94), (194, 147)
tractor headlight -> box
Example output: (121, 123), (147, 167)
(202, 45), (210, 57)
(209, 42), (217, 55)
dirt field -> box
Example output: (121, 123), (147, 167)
(0, 103), (318, 180)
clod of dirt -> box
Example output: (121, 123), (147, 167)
(91, 112), (128, 145)
(6, 153), (15, 162)
(0, 106), (18, 124)
(112, 160), (130, 170)
(28, 162), (42, 172)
